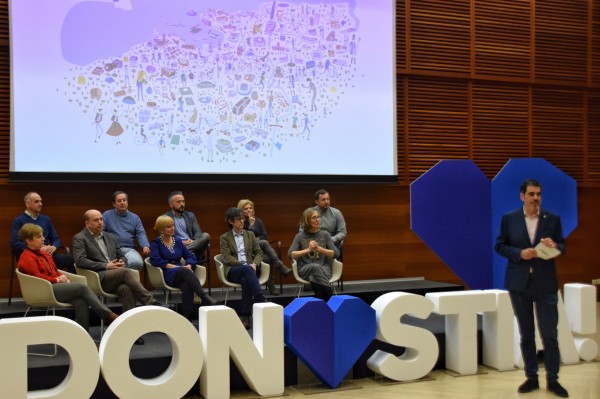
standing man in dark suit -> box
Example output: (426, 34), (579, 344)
(219, 207), (265, 329)
(73, 210), (172, 314)
(495, 179), (568, 398)
(164, 191), (210, 261)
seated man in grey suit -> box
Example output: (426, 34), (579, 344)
(164, 191), (210, 262)
(73, 209), (174, 344)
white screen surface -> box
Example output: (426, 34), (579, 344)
(10, 0), (395, 180)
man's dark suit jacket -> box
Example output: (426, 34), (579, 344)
(73, 228), (126, 280)
(219, 230), (263, 267)
(495, 207), (565, 294)
(164, 209), (203, 240)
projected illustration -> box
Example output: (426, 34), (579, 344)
(11, 0), (394, 175)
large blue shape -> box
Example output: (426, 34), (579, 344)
(284, 296), (376, 388)
(491, 158), (578, 288)
(410, 160), (493, 289)
(410, 158), (577, 290)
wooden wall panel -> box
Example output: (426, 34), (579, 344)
(2, 1), (600, 296)
(474, 1), (531, 79)
(535, 0), (588, 83)
(593, 3), (600, 85)
(407, 78), (469, 180)
(472, 84), (530, 176)
(409, 1), (471, 73)
(589, 93), (600, 181)
(395, 0), (406, 71)
(532, 89), (584, 181)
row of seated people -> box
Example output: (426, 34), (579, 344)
(11, 189), (347, 332)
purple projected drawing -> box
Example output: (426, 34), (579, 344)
(60, 0), (362, 160)
(411, 158), (577, 290)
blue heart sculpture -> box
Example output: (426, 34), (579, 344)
(284, 295), (376, 388)
(411, 158), (577, 289)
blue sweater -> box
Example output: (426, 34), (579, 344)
(11, 213), (62, 255)
(102, 209), (149, 249)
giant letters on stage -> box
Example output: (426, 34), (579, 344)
(0, 287), (596, 399)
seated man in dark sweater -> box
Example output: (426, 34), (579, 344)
(10, 191), (75, 273)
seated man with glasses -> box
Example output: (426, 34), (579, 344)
(219, 207), (266, 329)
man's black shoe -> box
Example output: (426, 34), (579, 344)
(547, 380), (569, 398)
(201, 295), (219, 306)
(240, 316), (250, 330)
(518, 378), (539, 393)
(155, 302), (177, 311)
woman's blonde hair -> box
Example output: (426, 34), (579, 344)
(18, 223), (43, 242)
(154, 215), (174, 231)
(299, 208), (319, 231)
(237, 198), (254, 211)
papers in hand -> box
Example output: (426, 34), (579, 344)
(535, 242), (561, 260)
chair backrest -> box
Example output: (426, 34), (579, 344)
(193, 265), (207, 286)
(63, 271), (88, 285)
(290, 259), (310, 284)
(330, 259), (343, 283)
(144, 258), (172, 291)
(145, 257), (206, 289)
(291, 259), (341, 284)
(213, 254), (270, 287)
(75, 265), (119, 298)
(16, 270), (65, 308)
(214, 254), (238, 287)
(257, 262), (271, 285)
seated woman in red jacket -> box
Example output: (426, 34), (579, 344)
(17, 223), (118, 331)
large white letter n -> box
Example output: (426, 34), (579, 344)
(199, 303), (284, 399)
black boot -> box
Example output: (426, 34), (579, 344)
(275, 260), (293, 277)
(266, 278), (279, 295)
(310, 282), (332, 301)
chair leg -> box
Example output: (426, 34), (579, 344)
(205, 246), (212, 296)
(295, 283), (303, 298)
(99, 298), (106, 339)
(25, 307), (59, 357)
(9, 260), (16, 306)
(218, 286), (229, 305)
(279, 269), (284, 294)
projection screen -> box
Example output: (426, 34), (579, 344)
(10, 0), (396, 182)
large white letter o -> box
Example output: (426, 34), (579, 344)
(100, 307), (203, 399)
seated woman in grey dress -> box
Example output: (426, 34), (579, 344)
(288, 208), (336, 301)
